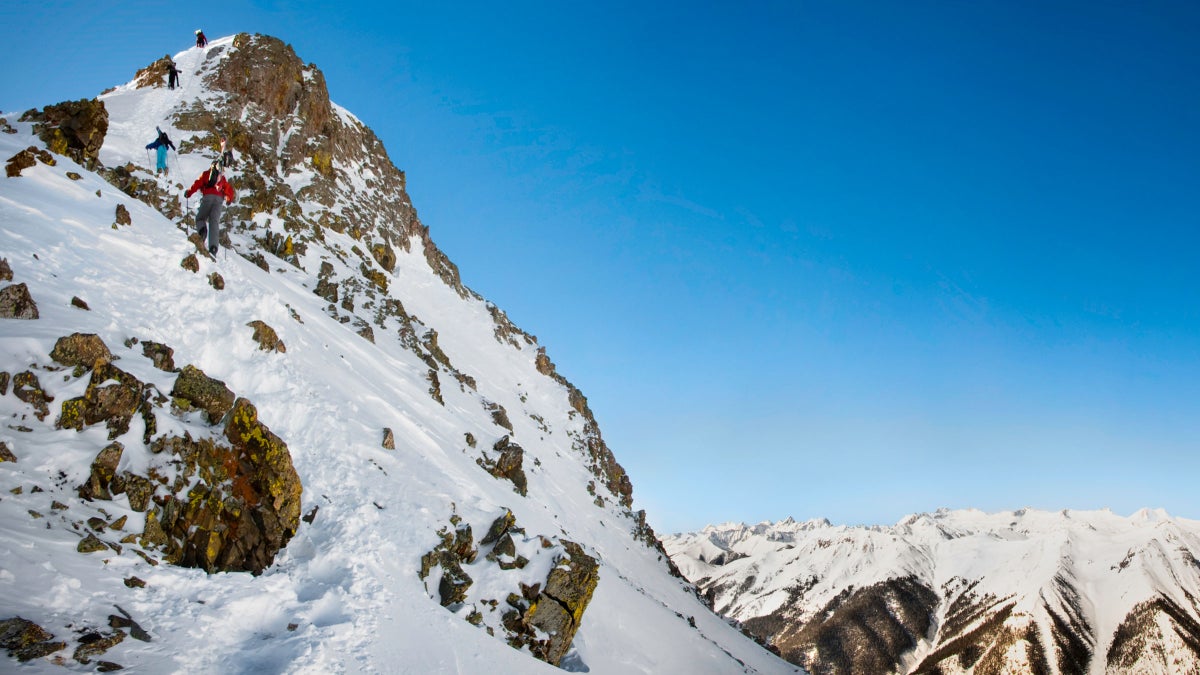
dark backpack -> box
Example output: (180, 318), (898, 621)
(205, 166), (220, 188)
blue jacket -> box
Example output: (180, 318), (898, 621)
(146, 127), (175, 151)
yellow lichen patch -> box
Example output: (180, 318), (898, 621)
(56, 398), (86, 430)
(311, 150), (333, 177)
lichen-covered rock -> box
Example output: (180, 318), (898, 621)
(136, 398), (301, 574)
(132, 55), (173, 89)
(31, 99), (108, 168)
(0, 283), (39, 319)
(484, 400), (513, 432)
(50, 332), (113, 369)
(246, 320), (285, 353)
(170, 365), (235, 423)
(0, 258), (11, 281)
(420, 519), (478, 607)
(481, 509), (517, 546)
(478, 436), (528, 496)
(0, 442), (15, 463)
(140, 341), (177, 372)
(79, 442), (123, 501)
(120, 473), (154, 512)
(382, 427), (395, 450)
(73, 629), (125, 664)
(525, 541), (600, 665)
(114, 204), (131, 226)
(77, 533), (108, 553)
(0, 617), (66, 662)
(56, 363), (145, 439)
(371, 243), (396, 272)
(12, 371), (52, 421)
(5, 146), (55, 177)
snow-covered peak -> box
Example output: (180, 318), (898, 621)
(666, 508), (1200, 673)
(0, 34), (798, 674)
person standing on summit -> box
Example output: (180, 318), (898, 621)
(195, 29), (207, 48)
(185, 161), (234, 255)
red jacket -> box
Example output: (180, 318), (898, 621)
(186, 169), (234, 203)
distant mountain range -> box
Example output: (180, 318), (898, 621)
(665, 508), (1200, 674)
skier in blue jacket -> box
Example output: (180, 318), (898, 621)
(145, 127), (175, 176)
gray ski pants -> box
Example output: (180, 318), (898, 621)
(195, 194), (224, 250)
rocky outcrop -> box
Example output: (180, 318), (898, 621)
(507, 540), (599, 666)
(420, 511), (600, 668)
(57, 362), (150, 440)
(24, 99), (109, 168)
(134, 397), (302, 574)
(5, 145), (56, 177)
(477, 436), (528, 496)
(39, 333), (302, 575)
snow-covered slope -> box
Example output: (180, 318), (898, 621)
(0, 35), (798, 674)
(665, 508), (1200, 674)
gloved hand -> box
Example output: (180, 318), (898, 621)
(185, 190), (193, 198)
(225, 198), (232, 205)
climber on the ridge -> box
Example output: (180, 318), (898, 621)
(145, 126), (176, 176)
(185, 161), (235, 255)
(195, 29), (208, 48)
(219, 136), (235, 168)
(167, 60), (180, 90)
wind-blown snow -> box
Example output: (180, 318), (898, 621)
(0, 37), (799, 674)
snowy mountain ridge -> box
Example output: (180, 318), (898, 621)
(0, 34), (797, 673)
(665, 507), (1200, 674)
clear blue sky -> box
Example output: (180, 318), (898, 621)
(4, 1), (1199, 533)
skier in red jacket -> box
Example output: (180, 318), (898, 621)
(185, 161), (234, 255)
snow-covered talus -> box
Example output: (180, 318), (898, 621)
(665, 508), (1200, 674)
(0, 34), (799, 674)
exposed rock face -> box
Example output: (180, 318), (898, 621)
(751, 576), (938, 675)
(514, 541), (599, 666)
(1106, 595), (1200, 673)
(26, 99), (109, 168)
